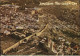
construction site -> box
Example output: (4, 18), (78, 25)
(0, 0), (80, 55)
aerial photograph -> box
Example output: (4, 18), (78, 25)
(0, 0), (80, 55)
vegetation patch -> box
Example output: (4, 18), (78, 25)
(61, 30), (80, 38)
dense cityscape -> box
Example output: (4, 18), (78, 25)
(0, 0), (80, 55)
